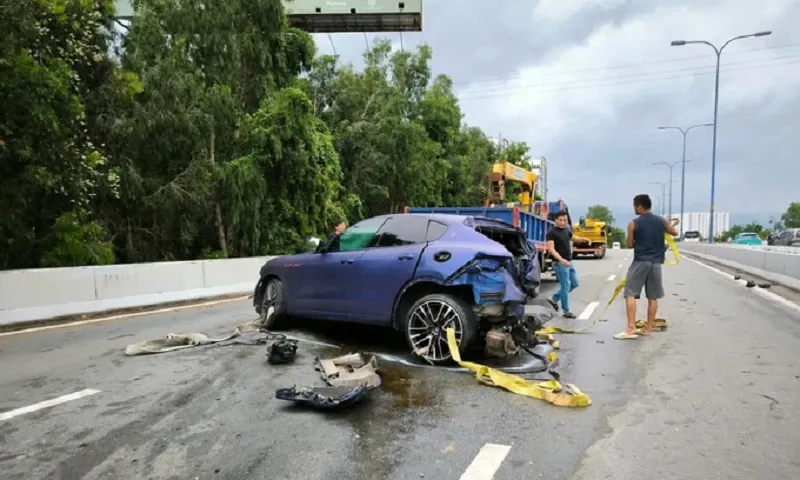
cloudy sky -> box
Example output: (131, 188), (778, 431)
(312, 0), (800, 225)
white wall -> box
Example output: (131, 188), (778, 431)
(0, 256), (275, 327)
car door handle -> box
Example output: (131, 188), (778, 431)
(340, 259), (354, 265)
(398, 254), (415, 260)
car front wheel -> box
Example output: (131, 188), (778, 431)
(404, 293), (476, 366)
(259, 277), (287, 330)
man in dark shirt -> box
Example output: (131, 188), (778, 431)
(545, 211), (589, 318)
(616, 194), (678, 339)
(316, 220), (347, 253)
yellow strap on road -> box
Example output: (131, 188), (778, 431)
(538, 232), (681, 335)
(445, 328), (592, 407)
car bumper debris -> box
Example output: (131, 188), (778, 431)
(314, 353), (382, 389)
(275, 352), (382, 410)
(275, 385), (373, 410)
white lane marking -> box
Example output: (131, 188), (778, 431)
(0, 296), (249, 338)
(607, 274), (616, 282)
(0, 389), (100, 422)
(578, 301), (599, 320)
(685, 256), (800, 314)
(460, 443), (512, 480)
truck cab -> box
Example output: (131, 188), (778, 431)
(571, 217), (607, 259)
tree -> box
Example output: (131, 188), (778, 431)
(607, 226), (627, 248)
(781, 202), (800, 228)
(0, 0), (132, 268)
(586, 205), (615, 225)
(719, 223), (766, 242)
(1, 2), (548, 270)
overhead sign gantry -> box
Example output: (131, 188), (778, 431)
(113, 0), (423, 33)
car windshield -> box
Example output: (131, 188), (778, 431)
(739, 233), (758, 239)
(684, 231), (700, 239)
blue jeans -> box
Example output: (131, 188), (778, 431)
(552, 262), (579, 312)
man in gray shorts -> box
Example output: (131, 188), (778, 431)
(616, 194), (678, 339)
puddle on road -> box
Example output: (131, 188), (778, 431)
(278, 318), (552, 375)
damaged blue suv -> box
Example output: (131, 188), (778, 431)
(254, 213), (545, 365)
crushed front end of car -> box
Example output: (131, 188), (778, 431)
(443, 254), (558, 370)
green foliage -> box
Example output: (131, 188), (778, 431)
(1, 1), (538, 270)
(720, 223), (766, 242)
(586, 205), (615, 225)
(607, 226), (626, 248)
(781, 202), (800, 228)
(41, 211), (116, 267)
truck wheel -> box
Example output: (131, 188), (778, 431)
(259, 277), (288, 330)
(403, 293), (476, 366)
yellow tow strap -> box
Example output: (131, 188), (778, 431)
(538, 230), (681, 335)
(444, 328), (592, 407)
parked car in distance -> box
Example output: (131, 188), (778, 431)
(683, 230), (701, 243)
(733, 232), (763, 246)
(612, 242), (621, 249)
(773, 228), (800, 247)
(253, 213), (550, 365)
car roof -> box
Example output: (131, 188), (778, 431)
(374, 213), (472, 225)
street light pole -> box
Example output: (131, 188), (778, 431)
(671, 30), (772, 243)
(649, 181), (669, 216)
(653, 160), (691, 221)
(658, 124), (712, 238)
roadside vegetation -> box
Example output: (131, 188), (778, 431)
(1, 0), (542, 269)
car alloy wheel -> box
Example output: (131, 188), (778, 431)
(260, 280), (278, 325)
(407, 299), (464, 363)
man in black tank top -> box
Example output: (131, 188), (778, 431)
(616, 194), (678, 339)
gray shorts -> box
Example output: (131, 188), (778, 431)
(623, 261), (664, 300)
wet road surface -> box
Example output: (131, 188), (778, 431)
(1, 250), (799, 479)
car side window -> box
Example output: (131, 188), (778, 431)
(426, 220), (449, 242)
(373, 216), (429, 247)
(327, 217), (387, 253)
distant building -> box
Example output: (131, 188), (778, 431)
(530, 157), (548, 201)
(678, 212), (730, 239)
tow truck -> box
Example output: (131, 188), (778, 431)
(571, 217), (607, 259)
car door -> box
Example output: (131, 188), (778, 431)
(347, 215), (430, 324)
(295, 216), (388, 319)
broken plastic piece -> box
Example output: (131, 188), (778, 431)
(267, 339), (298, 364)
(314, 353), (382, 388)
(275, 385), (372, 410)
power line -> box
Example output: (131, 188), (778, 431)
(456, 53), (800, 97)
(451, 42), (800, 86)
(458, 57), (800, 100)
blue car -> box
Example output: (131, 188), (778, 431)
(734, 232), (763, 246)
(253, 213), (545, 365)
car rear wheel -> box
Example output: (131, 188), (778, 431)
(259, 277), (287, 330)
(403, 293), (476, 366)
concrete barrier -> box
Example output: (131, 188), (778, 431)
(681, 243), (800, 291)
(715, 244), (800, 255)
(0, 256), (276, 327)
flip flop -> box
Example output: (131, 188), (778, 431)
(614, 331), (639, 340)
(634, 329), (652, 336)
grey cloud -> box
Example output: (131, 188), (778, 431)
(312, 0), (798, 223)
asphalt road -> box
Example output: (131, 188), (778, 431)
(1, 250), (799, 480)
